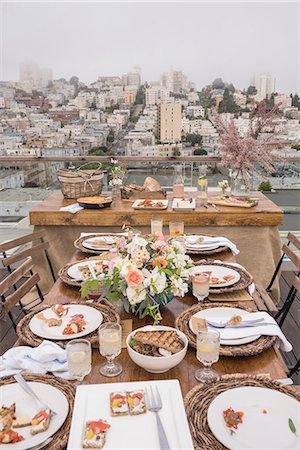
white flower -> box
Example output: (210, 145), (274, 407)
(109, 177), (123, 186)
(171, 240), (185, 254)
(115, 256), (138, 278)
(126, 284), (146, 305)
(170, 276), (188, 297)
(218, 180), (229, 190)
(144, 267), (167, 295)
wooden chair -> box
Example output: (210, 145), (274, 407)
(0, 257), (41, 330)
(0, 229), (55, 310)
(253, 232), (300, 325)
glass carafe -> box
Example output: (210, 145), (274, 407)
(173, 165), (184, 198)
(198, 165), (208, 206)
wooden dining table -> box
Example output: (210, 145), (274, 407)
(33, 248), (288, 397)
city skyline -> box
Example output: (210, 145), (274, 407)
(1, 1), (299, 93)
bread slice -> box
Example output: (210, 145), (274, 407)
(0, 403), (15, 432)
(133, 331), (183, 353)
(127, 391), (147, 416)
(31, 409), (50, 435)
(82, 420), (110, 449)
(12, 416), (31, 428)
(110, 392), (129, 416)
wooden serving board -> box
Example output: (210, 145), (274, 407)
(207, 196), (258, 208)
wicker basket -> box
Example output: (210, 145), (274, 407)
(58, 163), (104, 199)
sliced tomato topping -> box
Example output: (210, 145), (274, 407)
(89, 420), (110, 432)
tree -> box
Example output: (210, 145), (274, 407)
(69, 76), (79, 85)
(291, 144), (300, 150)
(194, 148), (207, 155)
(107, 128), (115, 144)
(292, 94), (300, 109)
(227, 83), (235, 94)
(247, 85), (257, 96)
(258, 181), (272, 192)
(135, 86), (145, 105)
(212, 78), (225, 90)
(185, 133), (203, 146)
(218, 88), (239, 113)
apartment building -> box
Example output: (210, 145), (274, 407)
(157, 102), (182, 144)
(251, 73), (275, 101)
(275, 94), (292, 109)
(145, 87), (170, 106)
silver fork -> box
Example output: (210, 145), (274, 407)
(145, 386), (170, 450)
(14, 372), (56, 415)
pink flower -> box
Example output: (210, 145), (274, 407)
(154, 233), (165, 241)
(152, 240), (169, 251)
(125, 269), (144, 287)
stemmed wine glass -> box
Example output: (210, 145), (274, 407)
(98, 322), (122, 377)
(195, 329), (220, 382)
(192, 272), (211, 303)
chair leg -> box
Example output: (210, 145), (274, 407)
(266, 253), (285, 292)
(288, 359), (300, 377)
(276, 288), (297, 327)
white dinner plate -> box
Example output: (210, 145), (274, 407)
(207, 386), (300, 449)
(132, 199), (169, 210)
(193, 264), (240, 287)
(82, 236), (118, 251)
(189, 307), (261, 345)
(67, 380), (194, 450)
(0, 381), (69, 450)
(67, 259), (110, 281)
(29, 304), (103, 340)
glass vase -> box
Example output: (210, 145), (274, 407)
(112, 184), (122, 200)
(231, 172), (250, 197)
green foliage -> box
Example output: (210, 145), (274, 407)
(291, 94), (300, 109)
(212, 78), (225, 89)
(291, 144), (300, 150)
(107, 128), (115, 143)
(134, 86), (145, 105)
(198, 87), (215, 111)
(258, 180), (272, 192)
(185, 133), (203, 146)
(247, 85), (257, 96)
(105, 104), (119, 113)
(172, 147), (181, 157)
(218, 88), (240, 113)
(80, 279), (100, 299)
(194, 148), (207, 155)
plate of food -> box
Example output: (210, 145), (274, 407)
(0, 381), (69, 450)
(189, 307), (261, 345)
(207, 386), (300, 449)
(29, 304), (103, 340)
(172, 198), (196, 210)
(67, 259), (110, 281)
(193, 265), (240, 287)
(207, 196), (258, 208)
(82, 235), (119, 251)
(67, 380), (194, 450)
(132, 199), (168, 210)
(77, 196), (113, 209)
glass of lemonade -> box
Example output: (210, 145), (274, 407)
(99, 322), (122, 377)
(66, 339), (91, 381)
(169, 221), (184, 238)
(151, 218), (163, 236)
(192, 272), (211, 303)
(195, 330), (220, 382)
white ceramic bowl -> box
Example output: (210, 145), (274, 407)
(126, 325), (188, 373)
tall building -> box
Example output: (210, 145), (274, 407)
(251, 73), (275, 101)
(145, 87), (170, 105)
(157, 102), (182, 143)
(160, 69), (187, 94)
(19, 62), (53, 89)
(122, 68), (141, 88)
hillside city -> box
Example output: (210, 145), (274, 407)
(0, 63), (299, 191)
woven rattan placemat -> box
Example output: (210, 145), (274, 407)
(175, 302), (277, 357)
(1, 373), (75, 450)
(184, 374), (300, 450)
(74, 234), (121, 255)
(17, 299), (120, 348)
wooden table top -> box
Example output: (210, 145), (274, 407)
(30, 191), (283, 227)
(39, 250), (287, 396)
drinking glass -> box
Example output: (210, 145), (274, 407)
(169, 221), (184, 238)
(66, 339), (91, 381)
(151, 218), (163, 236)
(195, 330), (220, 382)
(99, 322), (122, 377)
(192, 272), (211, 303)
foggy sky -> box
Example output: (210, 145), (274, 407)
(1, 1), (299, 93)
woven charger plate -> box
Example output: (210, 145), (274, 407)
(17, 299), (120, 348)
(184, 374), (300, 450)
(175, 302), (277, 356)
(1, 373), (75, 450)
(74, 234), (121, 255)
(58, 253), (116, 287)
(194, 261), (253, 294)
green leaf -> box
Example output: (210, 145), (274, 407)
(289, 418), (297, 436)
(105, 292), (120, 302)
(80, 279), (99, 299)
(123, 296), (131, 313)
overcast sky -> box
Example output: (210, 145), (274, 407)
(1, 1), (299, 93)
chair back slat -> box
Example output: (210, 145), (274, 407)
(0, 257), (33, 296)
(287, 232), (300, 252)
(1, 241), (50, 267)
(282, 244), (300, 270)
(3, 272), (40, 314)
(0, 229), (46, 253)
(293, 275), (300, 293)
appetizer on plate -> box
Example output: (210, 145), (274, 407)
(210, 274), (235, 285)
(223, 407), (244, 432)
(130, 330), (184, 357)
(0, 403), (15, 432)
(63, 314), (87, 335)
(82, 419), (110, 449)
(127, 391), (147, 416)
(136, 200), (165, 208)
(31, 409), (51, 435)
(51, 304), (68, 317)
(0, 428), (24, 444)
(36, 313), (62, 327)
(12, 416), (31, 428)
(110, 392), (129, 416)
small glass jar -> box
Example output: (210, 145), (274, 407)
(173, 165), (184, 198)
(197, 165), (208, 206)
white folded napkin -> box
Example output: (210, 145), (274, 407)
(0, 341), (76, 380)
(60, 203), (83, 214)
(207, 312), (292, 352)
(185, 235), (239, 255)
(80, 232), (128, 238)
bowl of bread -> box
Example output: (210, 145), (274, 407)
(126, 325), (188, 373)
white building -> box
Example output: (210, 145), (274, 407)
(275, 94), (292, 109)
(0, 170), (24, 190)
(160, 69), (188, 94)
(251, 73), (275, 101)
(145, 87), (170, 105)
(185, 105), (205, 118)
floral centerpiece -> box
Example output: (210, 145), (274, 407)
(109, 158), (127, 188)
(81, 234), (194, 324)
